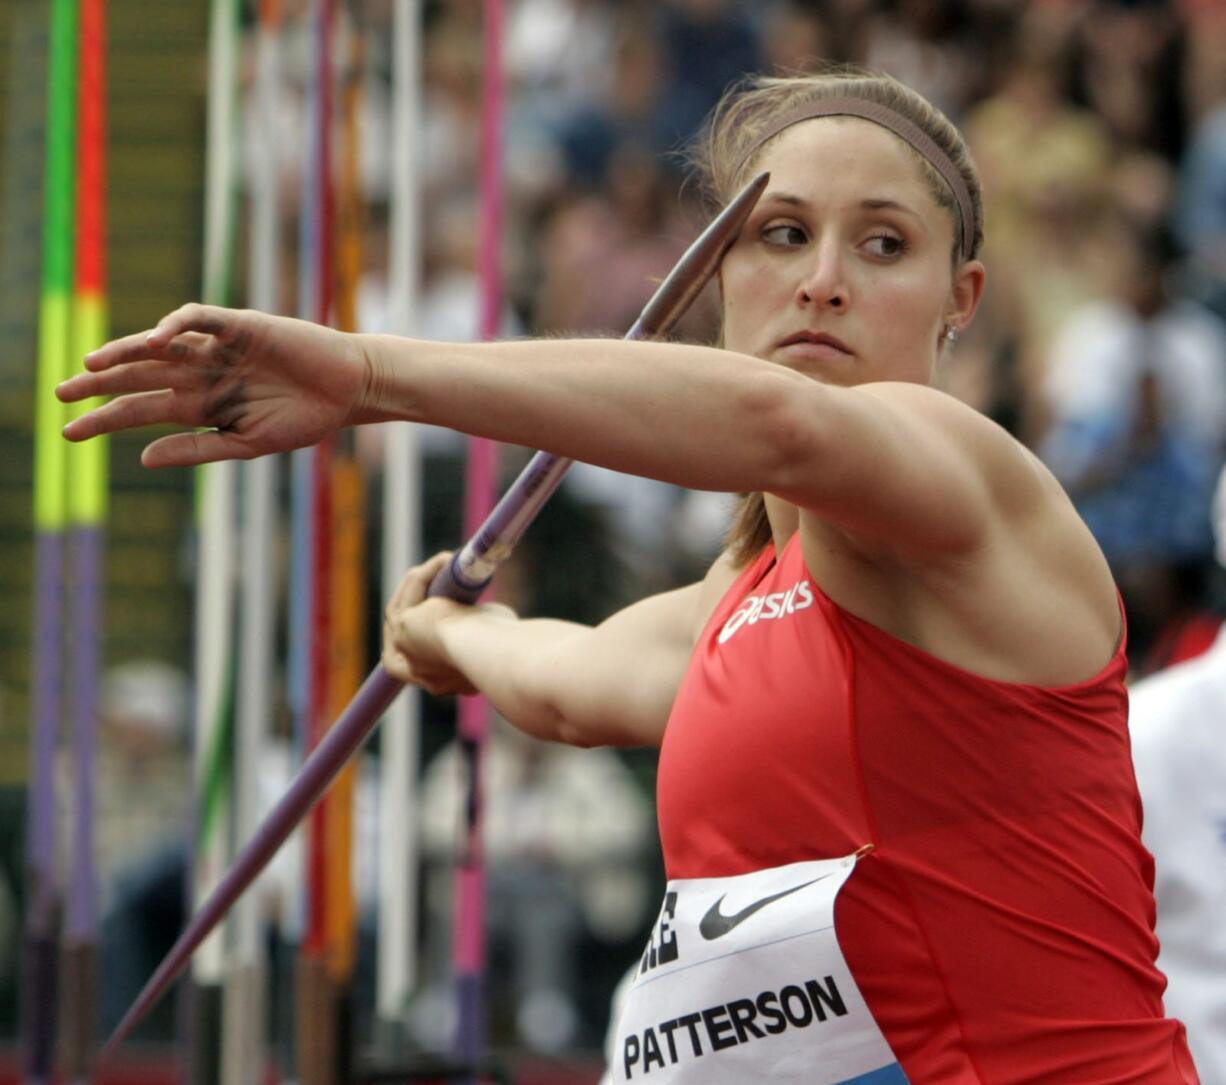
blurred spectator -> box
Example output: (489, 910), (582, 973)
(1129, 465), (1226, 1084)
(420, 12), (484, 200)
(506, 0), (615, 123)
(1112, 147), (1177, 237)
(535, 143), (693, 336)
(1174, 92), (1226, 321)
(963, 24), (1116, 430)
(84, 661), (191, 902)
(1069, 0), (1187, 163)
(1038, 220), (1226, 664)
(1180, 1), (1226, 123)
(551, 22), (674, 190)
(652, 0), (764, 148)
(86, 661), (192, 1034)
(863, 0), (980, 119)
(760, 2), (833, 75)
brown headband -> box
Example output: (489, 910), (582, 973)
(735, 97), (976, 262)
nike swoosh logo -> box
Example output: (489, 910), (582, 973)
(699, 875), (831, 941)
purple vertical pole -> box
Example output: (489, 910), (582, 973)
(65, 527), (100, 1084)
(67, 537), (100, 947)
(26, 535), (63, 1085)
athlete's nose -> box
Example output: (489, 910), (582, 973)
(796, 239), (848, 311)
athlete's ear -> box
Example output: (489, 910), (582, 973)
(945, 259), (985, 335)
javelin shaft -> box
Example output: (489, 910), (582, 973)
(98, 170), (769, 1058)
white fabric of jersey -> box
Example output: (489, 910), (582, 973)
(1130, 626), (1226, 1085)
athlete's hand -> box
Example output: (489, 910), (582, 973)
(56, 303), (382, 467)
(382, 551), (514, 697)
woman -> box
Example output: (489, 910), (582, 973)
(61, 70), (1197, 1082)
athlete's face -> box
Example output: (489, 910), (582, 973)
(719, 118), (984, 387)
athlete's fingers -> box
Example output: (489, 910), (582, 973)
(387, 552), (452, 617)
(60, 358), (207, 403)
(140, 428), (255, 469)
(381, 636), (414, 684)
(145, 302), (234, 348)
(69, 331), (218, 397)
(75, 304), (235, 379)
(58, 369), (117, 403)
(381, 622), (427, 686)
(80, 325), (207, 373)
(420, 550), (465, 601)
(79, 328), (164, 372)
(380, 632), (468, 696)
(63, 388), (200, 441)
(412, 665), (473, 697)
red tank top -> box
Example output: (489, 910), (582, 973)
(657, 537), (1199, 1084)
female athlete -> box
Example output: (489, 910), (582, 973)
(59, 69), (1198, 1083)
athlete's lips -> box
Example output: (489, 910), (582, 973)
(776, 330), (854, 355)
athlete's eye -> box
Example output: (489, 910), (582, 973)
(864, 233), (908, 258)
(762, 223), (807, 247)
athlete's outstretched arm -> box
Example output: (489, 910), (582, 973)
(59, 304), (1031, 557)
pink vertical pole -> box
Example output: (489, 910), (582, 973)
(453, 0), (504, 1071)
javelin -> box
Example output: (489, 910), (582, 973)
(98, 168), (769, 1060)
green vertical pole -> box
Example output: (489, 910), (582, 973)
(25, 0), (77, 1081)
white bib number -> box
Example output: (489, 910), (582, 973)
(610, 854), (908, 1083)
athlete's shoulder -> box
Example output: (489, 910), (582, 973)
(834, 381), (1062, 550)
(850, 381), (1021, 457)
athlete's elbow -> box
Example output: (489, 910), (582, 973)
(552, 718), (608, 749)
(501, 663), (564, 739)
(751, 382), (836, 494)
(506, 698), (609, 749)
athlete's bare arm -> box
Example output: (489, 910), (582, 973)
(61, 306), (1116, 681)
(382, 551), (741, 749)
(59, 307), (1054, 555)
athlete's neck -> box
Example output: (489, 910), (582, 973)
(764, 495), (800, 554)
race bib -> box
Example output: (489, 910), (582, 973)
(610, 854), (907, 1083)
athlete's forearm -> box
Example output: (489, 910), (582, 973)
(430, 577), (699, 750)
(357, 334), (815, 494)
(436, 610), (598, 745)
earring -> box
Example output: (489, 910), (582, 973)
(943, 324), (959, 345)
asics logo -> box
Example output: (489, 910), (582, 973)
(718, 580), (815, 644)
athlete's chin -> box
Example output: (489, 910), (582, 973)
(770, 351), (861, 386)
